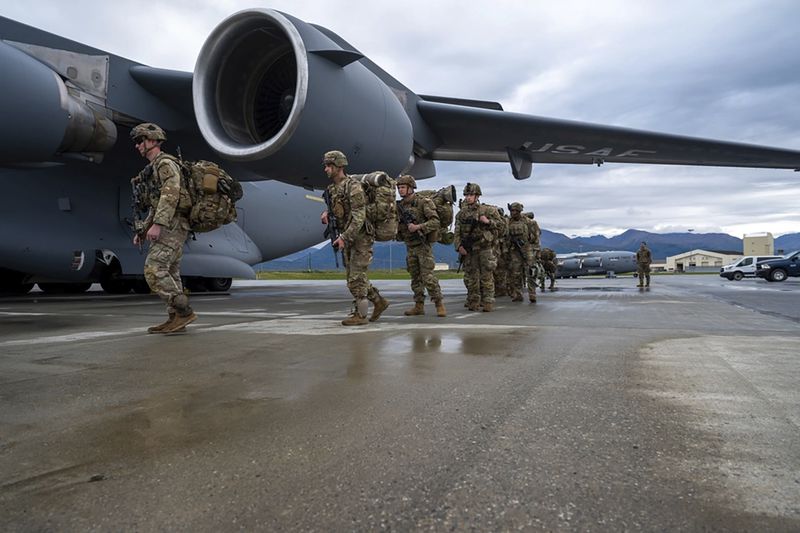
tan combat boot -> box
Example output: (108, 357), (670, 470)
(370, 297), (390, 322)
(467, 302), (481, 311)
(434, 299), (447, 317)
(482, 302), (494, 312)
(342, 312), (368, 326)
(404, 302), (425, 316)
(148, 313), (175, 334)
(162, 311), (197, 333)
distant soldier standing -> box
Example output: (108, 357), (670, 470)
(493, 208), (510, 297)
(320, 150), (389, 325)
(396, 175), (446, 317)
(454, 183), (502, 311)
(507, 203), (538, 303)
(130, 123), (196, 334)
(540, 247), (557, 291)
(636, 241), (653, 287)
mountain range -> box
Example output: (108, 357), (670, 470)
(258, 230), (800, 271)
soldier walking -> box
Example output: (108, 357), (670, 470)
(540, 247), (558, 291)
(396, 175), (446, 317)
(319, 150), (389, 325)
(130, 123), (196, 334)
(506, 203), (538, 303)
(636, 241), (653, 287)
(454, 183), (503, 312)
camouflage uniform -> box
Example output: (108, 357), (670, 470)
(525, 213), (542, 299)
(323, 151), (387, 325)
(454, 184), (503, 311)
(636, 242), (653, 287)
(140, 153), (193, 314)
(130, 122), (195, 333)
(493, 209), (510, 297)
(540, 247), (557, 290)
(507, 204), (537, 302)
(396, 176), (445, 317)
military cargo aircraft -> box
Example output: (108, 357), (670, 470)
(556, 251), (637, 278)
(2, 9), (800, 294)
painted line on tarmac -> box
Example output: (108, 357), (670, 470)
(203, 319), (532, 336)
(0, 327), (145, 347)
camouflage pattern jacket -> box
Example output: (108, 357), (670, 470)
(326, 175), (369, 244)
(396, 194), (439, 245)
(454, 202), (503, 251)
(134, 152), (191, 229)
(636, 247), (652, 265)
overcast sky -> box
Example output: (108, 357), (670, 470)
(5, 0), (800, 237)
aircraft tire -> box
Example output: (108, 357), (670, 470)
(206, 277), (232, 292)
(100, 278), (132, 294)
(184, 277), (209, 293)
(132, 279), (151, 294)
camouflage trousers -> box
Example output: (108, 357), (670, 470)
(530, 261), (544, 290)
(406, 241), (442, 303)
(508, 252), (537, 298)
(144, 218), (191, 315)
(462, 246), (497, 305)
(493, 246), (509, 296)
(344, 234), (381, 303)
(637, 263), (651, 284)
(543, 261), (557, 287)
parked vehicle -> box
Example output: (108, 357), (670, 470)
(720, 255), (782, 281)
(755, 251), (800, 282)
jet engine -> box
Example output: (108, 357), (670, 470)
(193, 9), (414, 187)
(582, 257), (602, 268)
(560, 258), (582, 271)
(0, 41), (116, 164)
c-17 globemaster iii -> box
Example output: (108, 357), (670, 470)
(1, 8), (799, 295)
(556, 251), (638, 278)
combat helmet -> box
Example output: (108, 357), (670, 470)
(463, 182), (482, 196)
(396, 175), (417, 189)
(322, 150), (348, 167)
(508, 202), (523, 212)
(130, 122), (167, 142)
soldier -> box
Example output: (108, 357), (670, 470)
(130, 123), (196, 334)
(540, 247), (558, 291)
(506, 203), (538, 303)
(493, 207), (510, 297)
(636, 241), (653, 287)
(319, 150), (389, 325)
(524, 211), (542, 302)
(396, 175), (446, 317)
(454, 183), (502, 311)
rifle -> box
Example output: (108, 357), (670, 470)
(130, 165), (156, 253)
(322, 188), (346, 268)
(397, 201), (425, 242)
(456, 216), (480, 272)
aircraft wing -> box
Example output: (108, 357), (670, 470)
(416, 98), (800, 178)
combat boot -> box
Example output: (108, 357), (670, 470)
(645, 276), (651, 287)
(404, 302), (425, 316)
(370, 297), (390, 322)
(434, 299), (447, 317)
(511, 293), (523, 302)
(162, 311), (197, 333)
(467, 302), (481, 311)
(529, 291), (537, 303)
(148, 313), (175, 334)
(342, 312), (368, 326)
(482, 302), (494, 312)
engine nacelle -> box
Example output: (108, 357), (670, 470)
(193, 9), (414, 187)
(0, 41), (116, 164)
(582, 257), (602, 268)
(560, 258), (582, 270)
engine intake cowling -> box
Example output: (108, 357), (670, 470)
(193, 9), (413, 186)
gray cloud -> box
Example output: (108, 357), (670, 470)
(4, 0), (798, 237)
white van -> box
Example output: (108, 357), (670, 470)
(720, 255), (782, 280)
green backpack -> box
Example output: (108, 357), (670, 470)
(351, 172), (398, 241)
(417, 185), (457, 244)
(181, 160), (243, 233)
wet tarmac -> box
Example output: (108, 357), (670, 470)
(1, 275), (799, 530)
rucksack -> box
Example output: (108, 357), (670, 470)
(416, 185), (457, 244)
(180, 160), (243, 233)
(351, 172), (398, 241)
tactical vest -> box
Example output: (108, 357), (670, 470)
(456, 203), (500, 248)
(396, 195), (437, 244)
